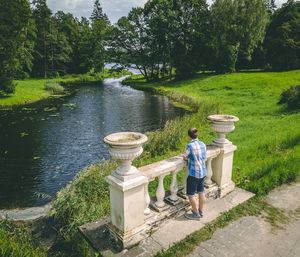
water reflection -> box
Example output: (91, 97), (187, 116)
(0, 79), (186, 208)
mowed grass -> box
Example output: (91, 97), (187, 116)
(0, 69), (131, 109)
(0, 79), (52, 108)
(134, 70), (300, 195)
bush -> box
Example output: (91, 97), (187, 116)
(278, 85), (300, 110)
(0, 75), (16, 95)
(44, 81), (64, 95)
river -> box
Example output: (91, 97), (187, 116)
(0, 78), (186, 208)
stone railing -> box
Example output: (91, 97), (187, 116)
(139, 146), (220, 215)
(104, 114), (239, 248)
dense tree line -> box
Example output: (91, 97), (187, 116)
(110, 0), (300, 80)
(0, 0), (109, 93)
(0, 0), (299, 93)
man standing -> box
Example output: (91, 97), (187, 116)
(183, 128), (207, 220)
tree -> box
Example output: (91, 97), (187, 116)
(171, 0), (210, 78)
(0, 0), (35, 93)
(264, 0), (300, 71)
(89, 0), (110, 72)
(91, 0), (109, 23)
(266, 0), (277, 14)
(236, 0), (269, 69)
(210, 0), (240, 73)
(54, 11), (79, 73)
(210, 0), (268, 73)
(108, 8), (153, 80)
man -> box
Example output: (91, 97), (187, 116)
(183, 128), (207, 220)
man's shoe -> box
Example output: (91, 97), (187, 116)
(198, 210), (204, 218)
(184, 211), (200, 220)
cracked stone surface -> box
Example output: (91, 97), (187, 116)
(189, 183), (300, 257)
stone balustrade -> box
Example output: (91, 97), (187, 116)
(104, 114), (239, 248)
(139, 146), (221, 214)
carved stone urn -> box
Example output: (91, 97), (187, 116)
(208, 115), (239, 147)
(104, 132), (148, 177)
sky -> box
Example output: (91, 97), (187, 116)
(47, 0), (287, 23)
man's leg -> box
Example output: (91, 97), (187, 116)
(185, 176), (200, 220)
(198, 192), (205, 212)
(197, 177), (205, 217)
(189, 195), (198, 213)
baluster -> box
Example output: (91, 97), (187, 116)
(205, 157), (213, 186)
(170, 171), (179, 201)
(183, 162), (189, 195)
(155, 175), (166, 208)
(144, 183), (151, 215)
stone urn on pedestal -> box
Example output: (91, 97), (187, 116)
(208, 114), (239, 147)
(104, 132), (148, 180)
(208, 114), (239, 197)
(104, 132), (149, 248)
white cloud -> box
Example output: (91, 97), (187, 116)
(47, 0), (288, 23)
(47, 0), (147, 22)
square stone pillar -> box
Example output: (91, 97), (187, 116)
(211, 144), (237, 197)
(105, 174), (148, 248)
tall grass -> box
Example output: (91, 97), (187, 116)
(44, 81), (64, 95)
(0, 220), (47, 257)
(49, 93), (219, 254)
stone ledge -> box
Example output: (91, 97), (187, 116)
(0, 204), (51, 221)
(79, 187), (254, 257)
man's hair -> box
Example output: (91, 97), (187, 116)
(188, 128), (198, 139)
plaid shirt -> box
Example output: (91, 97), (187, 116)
(183, 139), (207, 178)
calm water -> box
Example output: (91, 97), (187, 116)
(0, 78), (186, 208)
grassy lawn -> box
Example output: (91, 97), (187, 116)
(1, 70), (299, 256)
(0, 70), (131, 109)
(0, 79), (52, 108)
(131, 70), (300, 195)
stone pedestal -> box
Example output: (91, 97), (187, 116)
(212, 144), (237, 197)
(105, 174), (148, 248)
(104, 132), (149, 248)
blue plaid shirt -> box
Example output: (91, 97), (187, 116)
(183, 139), (207, 178)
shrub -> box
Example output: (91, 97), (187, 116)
(44, 81), (64, 95)
(278, 85), (300, 110)
(0, 76), (16, 95)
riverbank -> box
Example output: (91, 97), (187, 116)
(0, 70), (131, 109)
(129, 70), (300, 195)
(1, 70), (300, 256)
(48, 70), (299, 256)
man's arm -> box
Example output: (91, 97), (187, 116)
(182, 145), (190, 161)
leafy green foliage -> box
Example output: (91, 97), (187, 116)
(278, 85), (300, 110)
(210, 0), (268, 73)
(0, 0), (35, 94)
(265, 0), (300, 71)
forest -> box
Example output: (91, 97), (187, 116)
(0, 0), (299, 94)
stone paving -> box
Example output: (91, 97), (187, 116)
(189, 183), (300, 257)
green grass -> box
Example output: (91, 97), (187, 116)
(0, 220), (47, 257)
(3, 70), (299, 256)
(130, 70), (300, 196)
(0, 69), (131, 109)
(48, 70), (300, 256)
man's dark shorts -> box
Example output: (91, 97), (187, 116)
(187, 175), (205, 197)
